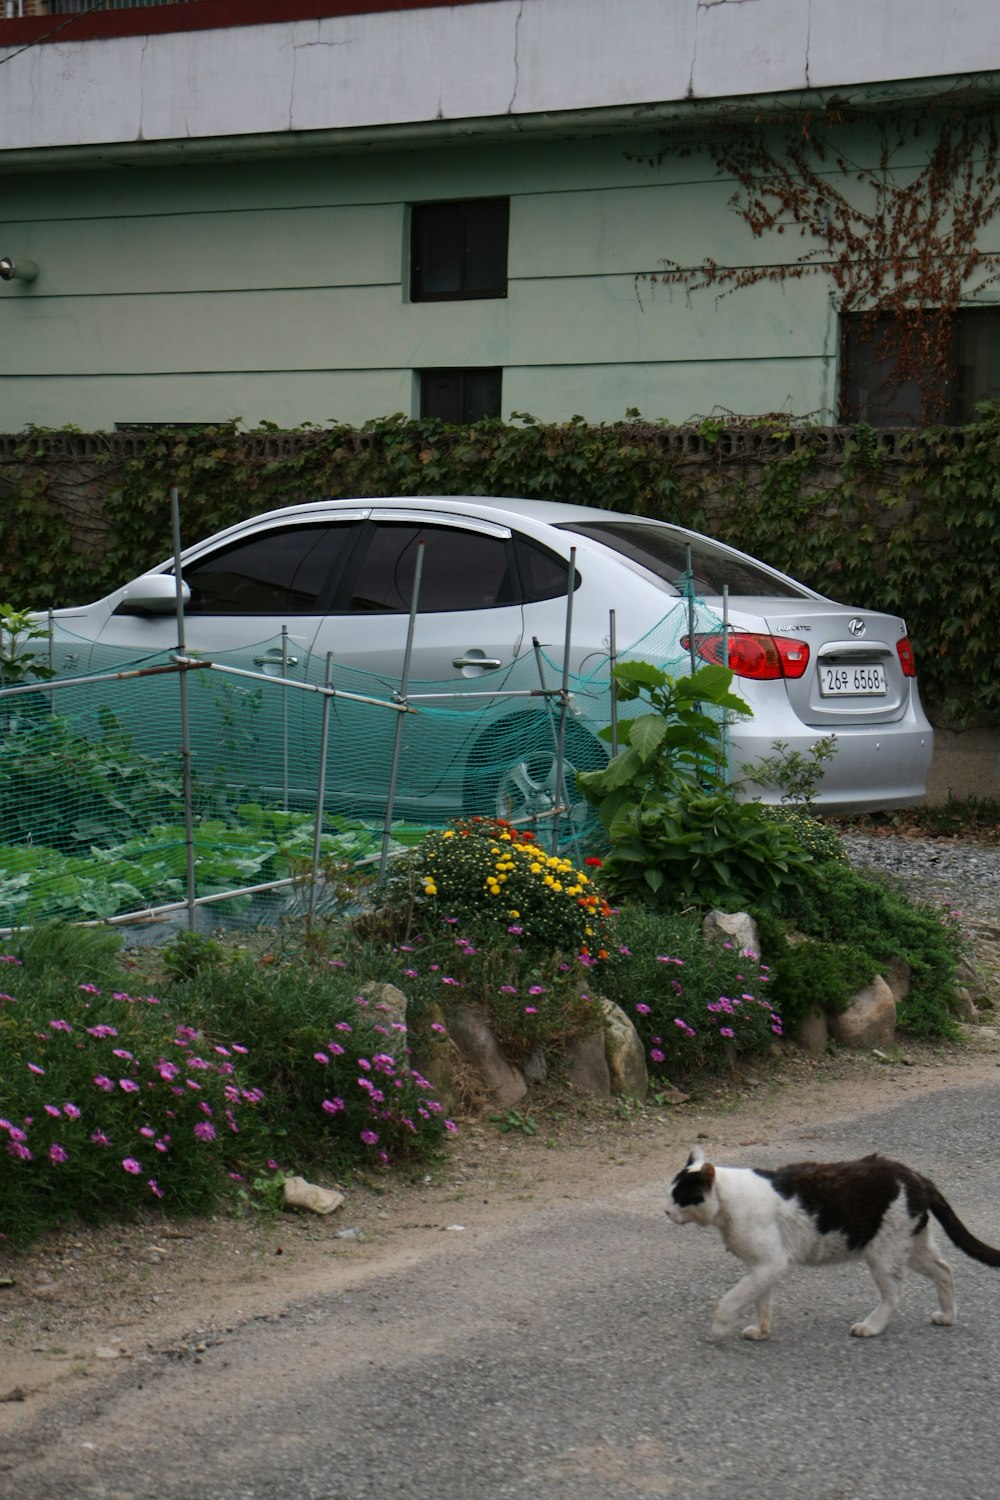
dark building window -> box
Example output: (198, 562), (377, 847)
(420, 368), (502, 424)
(840, 308), (1000, 426)
(410, 198), (509, 301)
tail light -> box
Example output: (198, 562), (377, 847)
(681, 630), (810, 681)
(896, 636), (916, 677)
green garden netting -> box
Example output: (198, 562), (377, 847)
(0, 596), (728, 934)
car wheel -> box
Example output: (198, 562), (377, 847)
(463, 713), (607, 842)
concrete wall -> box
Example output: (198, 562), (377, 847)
(0, 123), (974, 431)
(1, 0), (995, 153)
(926, 728), (1000, 806)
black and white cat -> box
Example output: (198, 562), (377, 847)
(668, 1147), (1000, 1340)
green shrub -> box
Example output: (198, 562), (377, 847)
(599, 906), (782, 1079)
(0, 943), (270, 1245)
(157, 947), (455, 1177)
(769, 860), (963, 1039)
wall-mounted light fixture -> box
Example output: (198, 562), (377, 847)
(0, 258), (39, 283)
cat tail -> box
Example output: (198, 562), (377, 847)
(929, 1190), (1000, 1268)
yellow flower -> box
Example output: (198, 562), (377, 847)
(530, 863), (542, 875)
(423, 880), (438, 896)
(442, 829), (455, 839)
(509, 910), (520, 919)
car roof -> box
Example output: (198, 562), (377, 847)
(236, 495), (661, 530)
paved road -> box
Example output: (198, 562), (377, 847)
(5, 1082), (1000, 1500)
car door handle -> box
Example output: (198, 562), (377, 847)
(452, 655), (503, 670)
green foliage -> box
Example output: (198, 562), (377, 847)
(764, 937), (879, 1029)
(0, 924), (455, 1244)
(577, 660), (814, 914)
(599, 905), (783, 1079)
(768, 860), (963, 1038)
(0, 604), (55, 688)
(0, 941), (271, 1244)
(0, 707), (182, 855)
(741, 735), (839, 808)
(3, 408), (999, 727)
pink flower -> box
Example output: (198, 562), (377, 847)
(360, 1129), (379, 1146)
(193, 1121), (217, 1143)
(118, 1079), (140, 1094)
(48, 1142), (68, 1164)
(314, 1051), (330, 1065)
(90, 1129), (111, 1147)
(78, 983), (101, 995)
(148, 1179), (164, 1199)
(720, 1027), (735, 1039)
(27, 1062), (45, 1076)
(43, 1104), (62, 1118)
(122, 1157), (142, 1174)
(322, 1097), (346, 1115)
(49, 1018), (73, 1033)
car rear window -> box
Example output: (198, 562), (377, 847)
(555, 520), (807, 598)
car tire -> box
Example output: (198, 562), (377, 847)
(462, 711), (607, 839)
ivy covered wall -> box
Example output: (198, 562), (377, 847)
(0, 411), (997, 729)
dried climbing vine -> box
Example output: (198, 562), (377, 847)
(647, 104), (1000, 420)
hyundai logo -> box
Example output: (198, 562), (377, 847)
(848, 618), (866, 638)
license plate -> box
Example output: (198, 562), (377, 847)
(819, 663), (887, 696)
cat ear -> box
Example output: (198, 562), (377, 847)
(701, 1162), (716, 1184)
(686, 1146), (705, 1171)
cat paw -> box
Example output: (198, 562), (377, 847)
(710, 1320), (736, 1341)
(931, 1311), (955, 1326)
(741, 1324), (771, 1341)
(849, 1322), (879, 1338)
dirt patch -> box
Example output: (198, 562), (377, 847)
(3, 1024), (1000, 1433)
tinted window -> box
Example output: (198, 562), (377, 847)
(347, 524), (515, 613)
(514, 536), (581, 602)
(410, 198), (509, 301)
(556, 521), (806, 598)
(183, 524), (350, 614)
(420, 368), (502, 423)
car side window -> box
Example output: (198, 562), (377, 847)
(514, 536), (581, 601)
(183, 524), (354, 614)
(346, 524), (516, 612)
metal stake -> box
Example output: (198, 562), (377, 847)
(309, 651), (336, 923)
(170, 486), (198, 933)
(380, 541), (424, 877)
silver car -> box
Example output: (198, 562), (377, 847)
(44, 496), (933, 819)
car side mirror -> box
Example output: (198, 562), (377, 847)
(115, 574), (191, 616)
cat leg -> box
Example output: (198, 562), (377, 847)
(909, 1226), (956, 1326)
(851, 1256), (904, 1338)
(712, 1264), (782, 1341)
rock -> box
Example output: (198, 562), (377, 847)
(407, 1000), (455, 1111)
(794, 1006), (829, 1056)
(358, 982), (409, 1057)
(956, 954), (990, 1005)
(954, 988), (979, 1022)
(829, 975), (897, 1048)
(600, 998), (648, 1099)
(523, 1047), (548, 1084)
(563, 1033), (611, 1096)
(281, 1177), (345, 1215)
(446, 1003), (527, 1108)
(882, 957), (911, 1003)
(702, 910), (761, 956)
